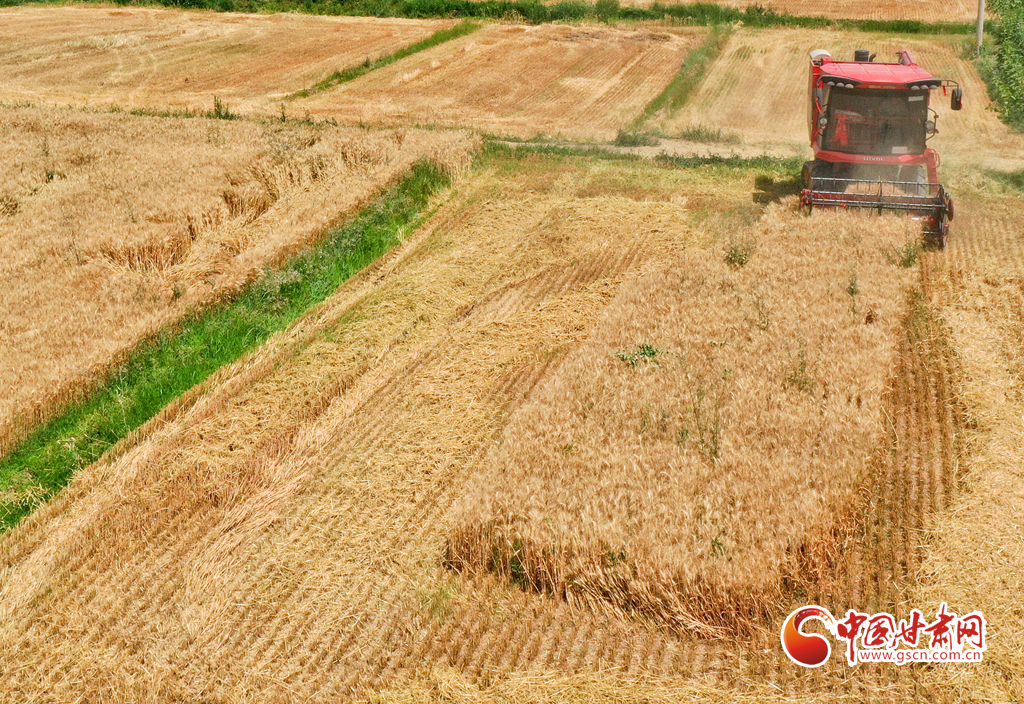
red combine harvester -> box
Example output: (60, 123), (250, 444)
(800, 48), (963, 247)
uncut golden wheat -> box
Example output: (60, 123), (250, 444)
(0, 104), (476, 458)
(0, 6), (451, 114)
(448, 206), (920, 634)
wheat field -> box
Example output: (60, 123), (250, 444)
(4, 146), (1018, 701)
(0, 6), (452, 113)
(622, 0), (981, 23)
(657, 29), (1024, 172)
(0, 103), (476, 458)
(447, 206), (919, 635)
(292, 23), (704, 140)
(0, 156), (803, 702)
(0, 7), (1022, 702)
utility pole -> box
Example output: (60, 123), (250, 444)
(977, 0), (986, 54)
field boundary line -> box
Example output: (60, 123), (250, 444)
(2, 1), (982, 34)
(286, 20), (480, 100)
(630, 25), (732, 131)
(0, 160), (455, 533)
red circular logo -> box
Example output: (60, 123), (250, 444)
(781, 606), (835, 667)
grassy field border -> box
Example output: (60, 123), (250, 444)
(0, 0), (982, 35)
(0, 160), (451, 532)
(288, 20), (479, 99)
(626, 24), (731, 136)
(483, 139), (803, 175)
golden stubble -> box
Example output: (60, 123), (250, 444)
(658, 29), (1024, 172)
(292, 23), (705, 141)
(911, 196), (1024, 703)
(0, 6), (453, 114)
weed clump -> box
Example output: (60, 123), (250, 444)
(885, 238), (921, 268)
(208, 96), (237, 120)
(615, 343), (661, 367)
(676, 124), (740, 144)
(724, 235), (756, 267)
(613, 130), (659, 147)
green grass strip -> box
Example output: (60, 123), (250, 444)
(0, 160), (450, 532)
(483, 140), (802, 178)
(654, 151), (803, 174)
(0, 0), (981, 35)
(632, 25), (731, 128)
(289, 21), (479, 99)
(483, 140), (648, 163)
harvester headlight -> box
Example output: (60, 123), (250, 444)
(818, 116), (828, 128)
(826, 81), (835, 86)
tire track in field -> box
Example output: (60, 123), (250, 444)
(244, 290), (619, 694)
(200, 192), (701, 696)
(757, 193), (1021, 696)
(10, 159), (938, 699)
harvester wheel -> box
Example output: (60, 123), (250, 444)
(927, 216), (949, 249)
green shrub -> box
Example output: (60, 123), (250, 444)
(595, 0), (619, 22)
(613, 130), (659, 147)
(548, 0), (587, 19)
(989, 1), (1024, 129)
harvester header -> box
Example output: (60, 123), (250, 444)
(800, 48), (963, 247)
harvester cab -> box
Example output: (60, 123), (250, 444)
(800, 48), (962, 247)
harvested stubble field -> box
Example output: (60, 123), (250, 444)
(0, 154), (797, 702)
(0, 6), (452, 113)
(622, 0), (980, 23)
(292, 23), (704, 141)
(0, 103), (475, 462)
(0, 6), (1022, 701)
(656, 28), (1024, 171)
(917, 188), (1024, 702)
